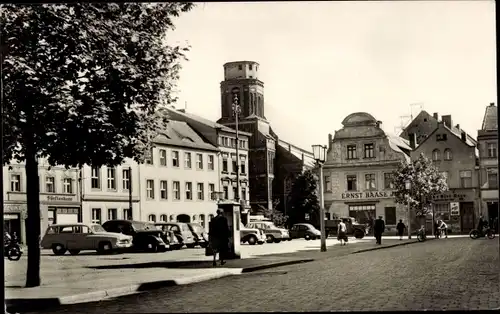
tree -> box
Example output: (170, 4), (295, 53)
(260, 199), (288, 227)
(392, 153), (448, 225)
(288, 170), (320, 226)
(1, 3), (193, 287)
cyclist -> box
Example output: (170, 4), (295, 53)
(438, 220), (448, 239)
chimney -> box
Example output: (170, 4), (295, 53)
(461, 131), (467, 142)
(442, 115), (452, 128)
(328, 134), (333, 149)
(455, 124), (460, 130)
(490, 102), (495, 107)
(409, 133), (416, 149)
(433, 112), (439, 120)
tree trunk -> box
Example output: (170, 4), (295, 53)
(24, 125), (41, 287)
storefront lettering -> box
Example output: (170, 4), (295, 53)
(341, 191), (394, 199)
(432, 193), (467, 202)
(47, 195), (75, 202)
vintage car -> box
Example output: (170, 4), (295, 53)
(102, 220), (168, 253)
(324, 217), (368, 239)
(154, 222), (196, 248)
(40, 223), (133, 255)
(240, 223), (266, 245)
(246, 221), (291, 243)
(154, 225), (182, 250)
(187, 223), (209, 248)
(289, 223), (322, 240)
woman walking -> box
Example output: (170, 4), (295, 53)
(337, 219), (348, 245)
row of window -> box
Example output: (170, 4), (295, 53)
(236, 63), (257, 71)
(346, 143), (375, 160)
(91, 167), (131, 190)
(323, 173), (395, 192)
(10, 174), (73, 194)
(218, 136), (247, 150)
(145, 149), (216, 170)
(221, 154), (247, 174)
(145, 180), (217, 201)
(431, 148), (453, 161)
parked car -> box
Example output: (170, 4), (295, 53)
(154, 225), (182, 250)
(324, 217), (368, 239)
(102, 220), (168, 253)
(154, 222), (196, 248)
(40, 223), (133, 255)
(289, 223), (321, 240)
(240, 223), (266, 245)
(246, 221), (291, 243)
(187, 223), (209, 248)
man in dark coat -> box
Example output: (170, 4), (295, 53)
(209, 209), (230, 266)
(373, 216), (385, 245)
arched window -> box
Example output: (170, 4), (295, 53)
(432, 149), (440, 161)
(192, 215), (197, 222)
(200, 214), (206, 228)
(208, 214), (214, 222)
(444, 149), (452, 160)
(160, 214), (167, 222)
(148, 214), (156, 222)
(169, 215), (175, 222)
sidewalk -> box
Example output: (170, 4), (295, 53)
(5, 237), (429, 313)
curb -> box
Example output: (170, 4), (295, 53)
(5, 259), (313, 313)
(351, 238), (436, 254)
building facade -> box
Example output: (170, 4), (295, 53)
(403, 111), (479, 233)
(81, 159), (140, 226)
(323, 112), (412, 229)
(164, 107), (252, 210)
(139, 120), (220, 230)
(3, 159), (81, 243)
(217, 61), (313, 213)
(477, 103), (498, 229)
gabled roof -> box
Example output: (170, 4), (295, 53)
(165, 107), (252, 137)
(399, 110), (437, 137)
(481, 103), (497, 131)
(277, 139), (315, 168)
(416, 122), (476, 148)
(153, 120), (219, 152)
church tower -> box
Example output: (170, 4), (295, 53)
(219, 61), (266, 123)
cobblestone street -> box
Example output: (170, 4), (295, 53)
(25, 238), (499, 312)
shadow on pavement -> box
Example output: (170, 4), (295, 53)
(87, 260), (236, 269)
(6, 298), (61, 313)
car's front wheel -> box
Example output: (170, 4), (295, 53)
(305, 234), (311, 241)
(266, 235), (275, 243)
(248, 235), (257, 245)
(97, 241), (113, 254)
(52, 244), (67, 256)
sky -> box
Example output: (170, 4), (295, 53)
(166, 1), (497, 151)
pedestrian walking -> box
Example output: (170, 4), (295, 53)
(337, 219), (348, 245)
(208, 209), (230, 266)
(396, 219), (406, 240)
(373, 216), (385, 245)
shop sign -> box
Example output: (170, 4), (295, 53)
(450, 202), (460, 216)
(45, 195), (76, 202)
(341, 191), (394, 199)
(432, 190), (473, 202)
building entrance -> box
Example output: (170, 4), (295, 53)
(460, 202), (474, 233)
(487, 202), (498, 232)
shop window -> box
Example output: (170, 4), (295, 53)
(348, 205), (376, 225)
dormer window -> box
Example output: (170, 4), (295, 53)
(444, 149), (452, 160)
(238, 65), (242, 70)
(436, 134), (448, 141)
(432, 149), (440, 161)
(249, 64), (253, 70)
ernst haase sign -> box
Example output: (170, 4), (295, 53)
(341, 191), (395, 199)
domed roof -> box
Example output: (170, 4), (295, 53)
(341, 112), (378, 127)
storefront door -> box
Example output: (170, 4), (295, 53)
(460, 202), (474, 233)
(3, 213), (21, 241)
(487, 202), (498, 231)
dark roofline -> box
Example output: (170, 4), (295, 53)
(278, 138), (314, 156)
(224, 61), (260, 67)
(415, 122), (475, 149)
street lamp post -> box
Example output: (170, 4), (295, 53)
(231, 87), (241, 203)
(405, 179), (412, 239)
(312, 144), (327, 252)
